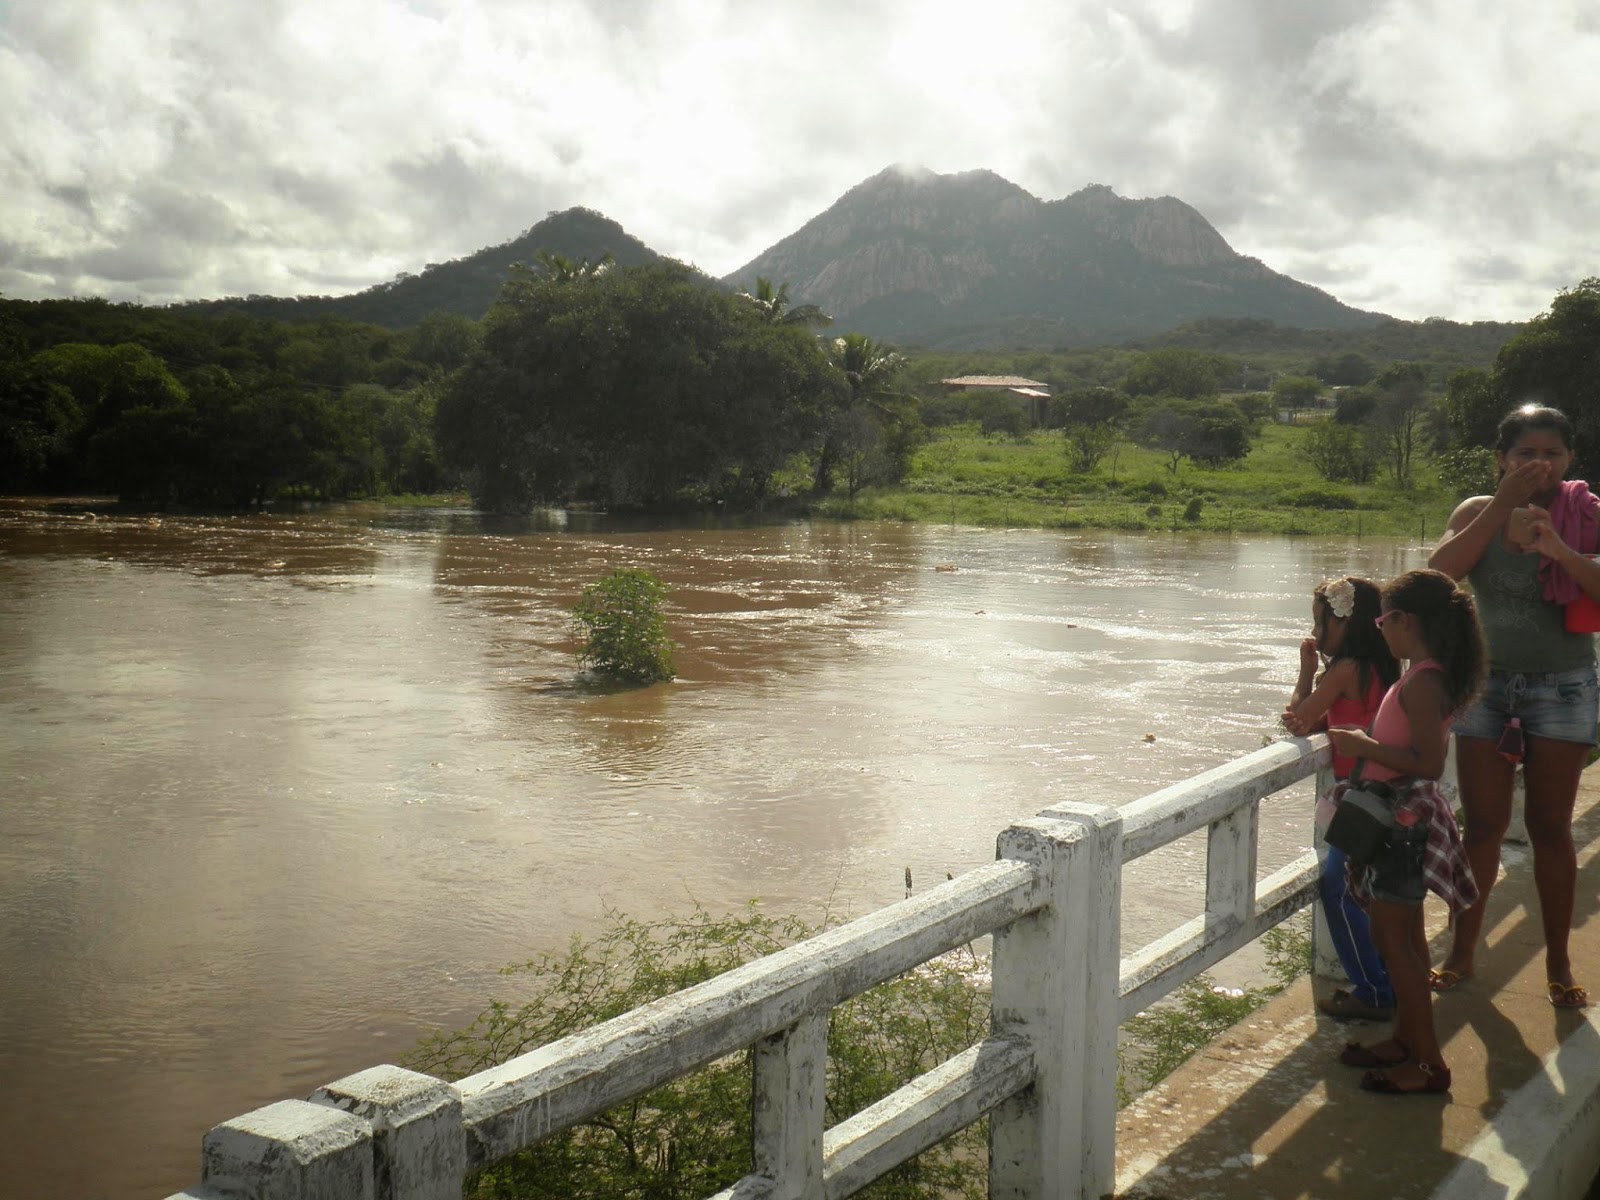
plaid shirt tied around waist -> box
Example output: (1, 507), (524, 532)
(1333, 777), (1479, 914)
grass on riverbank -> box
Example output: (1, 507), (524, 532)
(815, 422), (1462, 539)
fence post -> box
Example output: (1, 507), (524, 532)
(990, 804), (1122, 1200)
(310, 1065), (467, 1200)
(1206, 799), (1259, 938)
(750, 1012), (828, 1200)
(198, 1099), (374, 1200)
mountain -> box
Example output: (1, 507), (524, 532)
(723, 165), (1384, 348)
(180, 208), (668, 328)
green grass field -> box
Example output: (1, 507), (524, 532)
(816, 421), (1464, 538)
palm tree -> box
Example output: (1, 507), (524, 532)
(814, 333), (909, 494)
(534, 249), (615, 283)
(736, 277), (832, 330)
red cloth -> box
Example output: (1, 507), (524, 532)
(1539, 479), (1600, 604)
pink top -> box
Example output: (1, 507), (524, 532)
(1363, 658), (1448, 783)
(1320, 668), (1385, 779)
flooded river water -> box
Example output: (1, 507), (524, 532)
(0, 502), (1429, 1198)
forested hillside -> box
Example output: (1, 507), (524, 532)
(4, 270), (1592, 516)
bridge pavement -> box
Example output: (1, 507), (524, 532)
(1115, 770), (1600, 1200)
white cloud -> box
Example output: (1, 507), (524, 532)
(1, 0), (1596, 321)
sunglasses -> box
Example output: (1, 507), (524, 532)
(1374, 609), (1405, 629)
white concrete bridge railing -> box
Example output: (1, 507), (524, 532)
(165, 736), (1333, 1200)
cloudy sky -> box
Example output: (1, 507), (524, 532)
(2, 0), (1596, 323)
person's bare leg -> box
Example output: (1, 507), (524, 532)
(1438, 737), (1515, 980)
(1522, 736), (1588, 988)
(1370, 901), (1444, 1087)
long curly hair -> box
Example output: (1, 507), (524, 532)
(1315, 576), (1399, 699)
(1383, 568), (1487, 716)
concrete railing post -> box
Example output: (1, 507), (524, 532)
(197, 1099), (374, 1200)
(990, 805), (1122, 1200)
(311, 1065), (467, 1200)
(750, 1011), (828, 1200)
(1206, 798), (1259, 940)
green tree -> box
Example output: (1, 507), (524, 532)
(436, 261), (843, 511)
(818, 333), (912, 495)
(1120, 349), (1237, 401)
(30, 341), (192, 493)
(1310, 351), (1375, 387)
(975, 392), (1028, 438)
(0, 316), (82, 488)
(1492, 278), (1600, 479)
(571, 568), (676, 683)
(1370, 361), (1430, 488)
(1271, 375), (1322, 409)
(1299, 419), (1374, 483)
(1055, 387), (1128, 475)
(1435, 367), (1500, 452)
(404, 312), (481, 374)
(1136, 399), (1251, 473)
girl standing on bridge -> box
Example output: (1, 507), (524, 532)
(1328, 569), (1485, 1095)
(1282, 576), (1400, 1023)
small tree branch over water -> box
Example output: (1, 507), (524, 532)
(405, 904), (990, 1200)
(571, 568), (676, 683)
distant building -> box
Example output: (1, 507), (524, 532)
(938, 375), (1052, 426)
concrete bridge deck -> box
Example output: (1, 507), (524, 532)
(1116, 773), (1600, 1200)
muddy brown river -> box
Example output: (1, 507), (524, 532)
(0, 502), (1429, 1198)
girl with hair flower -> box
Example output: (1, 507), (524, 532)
(1283, 576), (1401, 1022)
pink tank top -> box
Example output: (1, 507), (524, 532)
(1324, 668), (1385, 779)
(1363, 658), (1449, 783)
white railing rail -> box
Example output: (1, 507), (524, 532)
(165, 736), (1332, 1200)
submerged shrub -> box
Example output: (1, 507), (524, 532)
(571, 568), (676, 683)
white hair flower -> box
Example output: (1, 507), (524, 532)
(1324, 578), (1356, 620)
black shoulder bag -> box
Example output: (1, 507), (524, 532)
(1323, 760), (1398, 866)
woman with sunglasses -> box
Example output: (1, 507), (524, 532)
(1428, 404), (1600, 1008)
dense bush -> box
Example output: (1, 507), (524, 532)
(976, 392), (1029, 438)
(1280, 486), (1359, 509)
(1123, 478), (1168, 501)
(1299, 419), (1374, 483)
(571, 568), (676, 683)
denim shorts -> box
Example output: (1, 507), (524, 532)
(1453, 665), (1600, 746)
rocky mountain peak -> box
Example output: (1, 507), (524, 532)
(724, 165), (1377, 347)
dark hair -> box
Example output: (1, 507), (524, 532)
(1382, 568), (1486, 716)
(1495, 404), (1574, 455)
(1314, 576), (1400, 697)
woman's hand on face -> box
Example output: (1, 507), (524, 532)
(1496, 459), (1553, 508)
